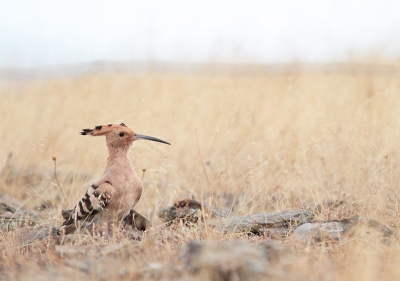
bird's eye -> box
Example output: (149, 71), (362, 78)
(119, 132), (125, 137)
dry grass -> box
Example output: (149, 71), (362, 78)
(1, 65), (400, 280)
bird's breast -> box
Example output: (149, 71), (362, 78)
(107, 171), (142, 211)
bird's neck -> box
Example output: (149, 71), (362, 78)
(106, 144), (131, 168)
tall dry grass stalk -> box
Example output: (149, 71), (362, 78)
(0, 65), (400, 280)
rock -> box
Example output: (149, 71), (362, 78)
(0, 211), (39, 232)
(180, 239), (286, 281)
(0, 226), (58, 249)
(17, 226), (58, 245)
(158, 199), (393, 243)
(159, 200), (313, 236)
(183, 240), (263, 279)
(55, 243), (126, 257)
(258, 239), (293, 265)
(55, 242), (142, 263)
(121, 209), (151, 231)
(293, 221), (347, 242)
(0, 194), (25, 214)
(362, 218), (393, 237)
(0, 194), (42, 231)
(158, 199), (210, 224)
(158, 199), (256, 225)
(293, 216), (393, 243)
(226, 209), (313, 235)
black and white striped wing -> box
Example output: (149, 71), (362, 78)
(57, 181), (115, 235)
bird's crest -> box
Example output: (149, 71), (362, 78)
(80, 122), (132, 136)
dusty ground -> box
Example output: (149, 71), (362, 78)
(1, 64), (400, 280)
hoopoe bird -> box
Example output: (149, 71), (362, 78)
(57, 122), (170, 235)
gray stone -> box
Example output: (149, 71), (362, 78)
(293, 216), (394, 243)
(226, 209), (313, 234)
(180, 239), (287, 280)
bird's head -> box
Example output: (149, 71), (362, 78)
(80, 122), (170, 147)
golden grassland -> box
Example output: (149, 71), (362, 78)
(1, 65), (400, 280)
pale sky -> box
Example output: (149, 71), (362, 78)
(0, 0), (399, 68)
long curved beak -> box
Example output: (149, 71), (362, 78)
(134, 134), (171, 145)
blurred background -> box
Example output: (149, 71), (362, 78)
(2, 2), (400, 280)
(1, 0), (400, 211)
(1, 0), (400, 77)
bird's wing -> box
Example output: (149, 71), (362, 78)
(57, 181), (115, 235)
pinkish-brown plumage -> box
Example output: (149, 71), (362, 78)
(57, 122), (170, 235)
